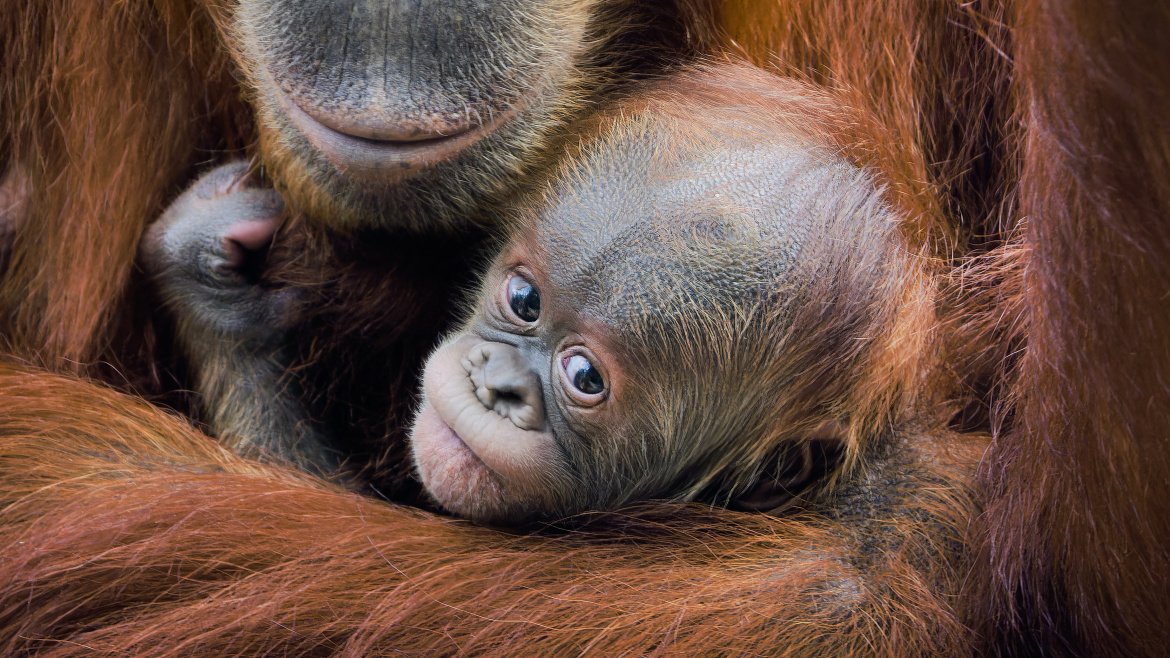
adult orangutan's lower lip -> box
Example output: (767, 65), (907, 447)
(270, 81), (514, 187)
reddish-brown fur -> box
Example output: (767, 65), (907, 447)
(968, 1), (1170, 653)
(0, 361), (983, 655)
(724, 1), (1170, 653)
(0, 1), (252, 381)
(1, 0), (1168, 655)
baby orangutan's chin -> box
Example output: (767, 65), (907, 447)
(409, 400), (519, 524)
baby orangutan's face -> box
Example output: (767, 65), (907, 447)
(410, 244), (626, 526)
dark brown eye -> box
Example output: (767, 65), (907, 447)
(506, 274), (541, 323)
(564, 354), (604, 395)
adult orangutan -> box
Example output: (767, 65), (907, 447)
(0, 0), (718, 371)
(0, 1), (1168, 656)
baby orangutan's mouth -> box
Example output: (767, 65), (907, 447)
(418, 335), (556, 484)
(408, 334), (577, 524)
(409, 396), (511, 521)
(411, 398), (487, 472)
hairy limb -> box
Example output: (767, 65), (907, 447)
(141, 161), (338, 473)
(968, 1), (1170, 654)
(0, 363), (982, 655)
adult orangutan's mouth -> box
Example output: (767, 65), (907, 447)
(269, 77), (516, 187)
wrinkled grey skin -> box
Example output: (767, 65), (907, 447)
(245, 0), (583, 137)
(233, 0), (678, 231)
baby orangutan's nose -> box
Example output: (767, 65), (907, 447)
(463, 342), (546, 431)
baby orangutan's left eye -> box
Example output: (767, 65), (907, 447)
(564, 353), (605, 396)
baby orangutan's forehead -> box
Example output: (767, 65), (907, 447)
(527, 123), (882, 324)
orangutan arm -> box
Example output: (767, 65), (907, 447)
(140, 162), (338, 474)
(0, 361), (979, 656)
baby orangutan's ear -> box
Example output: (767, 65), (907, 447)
(730, 420), (847, 513)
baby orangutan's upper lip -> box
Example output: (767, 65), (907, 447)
(269, 77), (516, 187)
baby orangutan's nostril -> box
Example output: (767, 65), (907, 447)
(462, 342), (546, 431)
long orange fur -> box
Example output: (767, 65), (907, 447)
(1, 0), (1167, 655)
(0, 361), (980, 655)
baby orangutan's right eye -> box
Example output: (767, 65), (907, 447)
(506, 274), (541, 323)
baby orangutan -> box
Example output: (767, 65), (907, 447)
(142, 65), (933, 526)
(409, 66), (933, 525)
